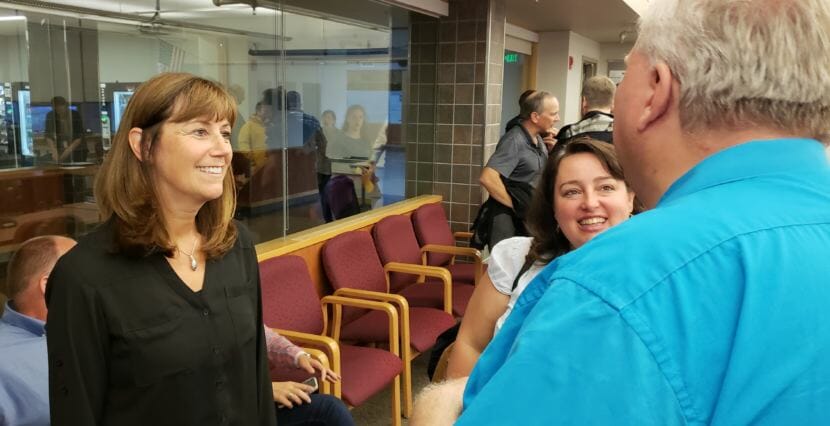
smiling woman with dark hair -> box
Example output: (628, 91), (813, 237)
(45, 72), (276, 426)
(444, 137), (640, 379)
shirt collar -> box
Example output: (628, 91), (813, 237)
(518, 124), (544, 151)
(582, 110), (613, 120)
(1, 301), (46, 337)
(659, 138), (826, 206)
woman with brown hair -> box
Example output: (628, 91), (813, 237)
(444, 138), (641, 379)
(44, 73), (275, 425)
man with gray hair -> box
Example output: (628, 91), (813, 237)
(0, 236), (76, 425)
(555, 75), (616, 146)
(455, 0), (830, 424)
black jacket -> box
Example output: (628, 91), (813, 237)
(470, 177), (535, 250)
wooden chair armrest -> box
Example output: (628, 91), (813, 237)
(420, 244), (482, 261)
(321, 295), (401, 357)
(454, 231), (473, 240)
(383, 262), (452, 314)
(421, 244), (484, 286)
(332, 288), (409, 311)
(331, 289), (412, 359)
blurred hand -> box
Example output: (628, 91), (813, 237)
(272, 381), (313, 408)
(298, 355), (341, 383)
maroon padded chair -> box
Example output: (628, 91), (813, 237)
(321, 230), (455, 417)
(411, 202), (485, 286)
(259, 255), (403, 424)
(372, 214), (473, 317)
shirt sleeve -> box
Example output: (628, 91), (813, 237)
(485, 135), (519, 179)
(486, 237), (532, 296)
(264, 326), (303, 368)
(457, 278), (687, 425)
(45, 257), (110, 425)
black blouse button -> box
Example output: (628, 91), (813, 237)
(60, 386), (69, 396)
(212, 347), (220, 355)
(202, 309), (210, 317)
(55, 359), (64, 367)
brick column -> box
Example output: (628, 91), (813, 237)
(405, 0), (506, 233)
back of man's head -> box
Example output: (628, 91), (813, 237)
(518, 89), (537, 107)
(635, 0), (830, 142)
(4, 236), (76, 314)
(519, 91), (553, 120)
(581, 76), (615, 111)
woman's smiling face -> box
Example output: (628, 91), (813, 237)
(553, 152), (635, 249)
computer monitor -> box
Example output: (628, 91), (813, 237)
(16, 89), (32, 157)
(112, 91), (133, 132)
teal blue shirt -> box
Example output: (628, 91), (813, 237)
(460, 139), (830, 425)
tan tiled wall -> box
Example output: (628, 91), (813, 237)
(405, 0), (506, 233)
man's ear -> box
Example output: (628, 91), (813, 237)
(581, 97), (587, 114)
(637, 61), (674, 132)
(39, 275), (48, 296)
(128, 127), (145, 161)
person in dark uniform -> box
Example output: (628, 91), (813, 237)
(45, 73), (276, 426)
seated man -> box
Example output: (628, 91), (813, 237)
(0, 236), (76, 426)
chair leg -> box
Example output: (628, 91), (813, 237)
(401, 346), (413, 418)
(391, 374), (402, 426)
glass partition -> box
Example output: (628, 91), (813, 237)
(0, 0), (431, 291)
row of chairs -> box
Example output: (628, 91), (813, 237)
(260, 202), (485, 425)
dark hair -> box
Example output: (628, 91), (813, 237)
(51, 96), (68, 108)
(286, 91), (301, 110)
(5, 236), (60, 299)
(95, 72), (238, 259)
(525, 137), (641, 264)
(342, 104), (368, 140)
(518, 89), (536, 107)
(519, 91), (552, 119)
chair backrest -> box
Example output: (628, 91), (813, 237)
(373, 215), (424, 293)
(325, 175), (360, 220)
(321, 230), (388, 324)
(259, 255), (325, 335)
(411, 202), (455, 266)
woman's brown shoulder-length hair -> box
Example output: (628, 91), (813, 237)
(94, 72), (238, 259)
(525, 137), (642, 265)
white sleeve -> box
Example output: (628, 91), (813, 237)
(486, 237), (533, 295)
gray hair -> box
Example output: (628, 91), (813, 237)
(635, 0), (830, 142)
(519, 91), (554, 120)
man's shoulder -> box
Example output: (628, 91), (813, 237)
(551, 172), (830, 308)
(498, 125), (526, 144)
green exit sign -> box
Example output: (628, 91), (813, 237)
(504, 53), (519, 63)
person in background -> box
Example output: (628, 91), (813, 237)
(0, 236), (76, 426)
(227, 84), (246, 149)
(312, 110), (338, 222)
(554, 75), (616, 150)
(338, 105), (372, 159)
(237, 101), (271, 184)
(503, 89), (536, 133)
(46, 72), (276, 425)
(45, 96), (86, 163)
(445, 139), (637, 380)
(459, 0), (830, 424)
(264, 326), (354, 425)
(473, 91), (559, 250)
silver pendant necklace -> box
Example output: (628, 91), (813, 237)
(178, 237), (199, 271)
